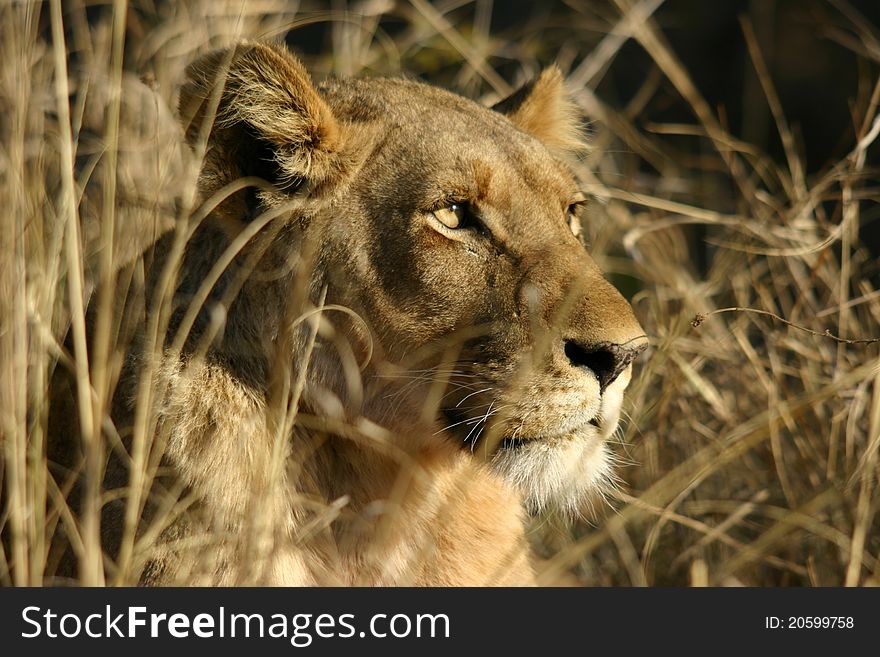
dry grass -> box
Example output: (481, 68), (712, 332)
(1, 0), (878, 586)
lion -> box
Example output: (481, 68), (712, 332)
(48, 41), (648, 586)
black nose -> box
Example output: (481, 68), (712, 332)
(564, 339), (647, 393)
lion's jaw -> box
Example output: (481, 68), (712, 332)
(486, 365), (632, 517)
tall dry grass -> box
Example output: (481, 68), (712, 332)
(1, 0), (878, 586)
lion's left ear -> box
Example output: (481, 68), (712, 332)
(492, 66), (586, 155)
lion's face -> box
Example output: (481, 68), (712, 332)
(180, 43), (647, 516)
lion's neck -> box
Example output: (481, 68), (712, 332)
(300, 430), (535, 585)
(293, 354), (537, 585)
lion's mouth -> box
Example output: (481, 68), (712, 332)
(500, 423), (601, 450)
(441, 407), (604, 452)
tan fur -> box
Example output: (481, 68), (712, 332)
(490, 66), (586, 155)
(52, 41), (647, 586)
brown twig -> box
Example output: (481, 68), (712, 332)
(691, 307), (880, 345)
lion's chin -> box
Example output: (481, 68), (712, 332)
(489, 427), (616, 518)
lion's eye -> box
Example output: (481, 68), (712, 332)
(567, 204), (583, 238)
(567, 193), (587, 239)
(433, 203), (470, 229)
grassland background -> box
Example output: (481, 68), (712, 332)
(1, 0), (879, 586)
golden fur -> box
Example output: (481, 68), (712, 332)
(50, 42), (647, 586)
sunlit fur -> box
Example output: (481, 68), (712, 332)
(49, 41), (647, 586)
(490, 366), (632, 517)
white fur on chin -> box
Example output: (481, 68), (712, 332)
(490, 369), (630, 519)
(489, 427), (615, 518)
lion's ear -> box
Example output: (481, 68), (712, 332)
(492, 66), (586, 155)
(179, 41), (341, 192)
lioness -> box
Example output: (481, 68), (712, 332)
(53, 41), (647, 586)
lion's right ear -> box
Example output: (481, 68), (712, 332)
(179, 42), (341, 193)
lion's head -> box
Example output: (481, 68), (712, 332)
(177, 42), (647, 519)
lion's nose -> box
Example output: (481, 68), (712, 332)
(563, 338), (648, 394)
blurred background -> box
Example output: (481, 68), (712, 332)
(2, 0), (878, 586)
